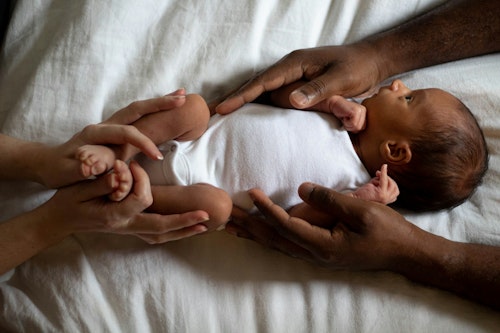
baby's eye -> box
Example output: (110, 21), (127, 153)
(405, 95), (413, 102)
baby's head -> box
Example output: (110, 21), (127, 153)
(358, 80), (488, 211)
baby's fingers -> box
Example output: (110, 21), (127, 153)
(380, 164), (399, 203)
(378, 164), (389, 186)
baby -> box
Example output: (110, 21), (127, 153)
(77, 80), (488, 230)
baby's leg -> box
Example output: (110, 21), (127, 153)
(75, 94), (210, 178)
(149, 183), (232, 232)
(107, 159), (133, 201)
(76, 144), (117, 178)
(119, 94), (210, 161)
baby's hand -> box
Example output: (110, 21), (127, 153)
(350, 164), (399, 204)
(315, 95), (366, 133)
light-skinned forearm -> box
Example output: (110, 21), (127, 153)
(392, 227), (500, 310)
(0, 133), (48, 184)
(365, 0), (500, 79)
(0, 205), (72, 275)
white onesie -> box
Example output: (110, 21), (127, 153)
(138, 103), (370, 210)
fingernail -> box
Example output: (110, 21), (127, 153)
(196, 216), (210, 223)
(156, 155), (164, 161)
(301, 182), (314, 191)
(247, 191), (256, 201)
(167, 88), (185, 96)
(291, 90), (309, 106)
(197, 224), (208, 232)
(298, 182), (315, 197)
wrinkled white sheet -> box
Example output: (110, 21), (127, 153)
(0, 0), (499, 332)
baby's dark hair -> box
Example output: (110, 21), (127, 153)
(389, 100), (488, 212)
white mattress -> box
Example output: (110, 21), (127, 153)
(0, 0), (499, 332)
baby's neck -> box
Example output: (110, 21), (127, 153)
(349, 132), (363, 163)
(349, 132), (376, 176)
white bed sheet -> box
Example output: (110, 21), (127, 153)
(0, 0), (499, 332)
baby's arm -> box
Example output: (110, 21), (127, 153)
(269, 81), (366, 133)
(289, 165), (399, 227)
(125, 93), (210, 150)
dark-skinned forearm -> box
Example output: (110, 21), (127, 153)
(365, 0), (500, 79)
(393, 227), (500, 310)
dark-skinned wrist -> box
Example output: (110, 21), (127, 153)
(387, 225), (458, 289)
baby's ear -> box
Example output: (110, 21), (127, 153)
(380, 140), (412, 165)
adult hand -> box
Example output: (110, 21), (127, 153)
(215, 44), (384, 115)
(35, 90), (187, 188)
(215, 1), (500, 115)
(102, 88), (186, 125)
(227, 184), (500, 309)
(42, 160), (209, 242)
(226, 183), (416, 271)
(0, 160), (209, 274)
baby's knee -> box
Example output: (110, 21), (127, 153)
(177, 94), (210, 141)
(194, 183), (232, 231)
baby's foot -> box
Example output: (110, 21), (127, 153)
(108, 160), (133, 201)
(76, 144), (116, 178)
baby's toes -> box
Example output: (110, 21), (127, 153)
(108, 160), (133, 202)
(79, 156), (107, 178)
(112, 181), (132, 202)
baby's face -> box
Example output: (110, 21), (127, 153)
(360, 80), (458, 140)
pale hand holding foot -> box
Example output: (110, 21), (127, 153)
(35, 91), (187, 189)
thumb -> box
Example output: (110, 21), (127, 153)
(67, 174), (115, 202)
(297, 182), (368, 232)
(289, 76), (335, 109)
(72, 160), (133, 201)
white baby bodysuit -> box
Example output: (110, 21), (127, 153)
(139, 103), (370, 210)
